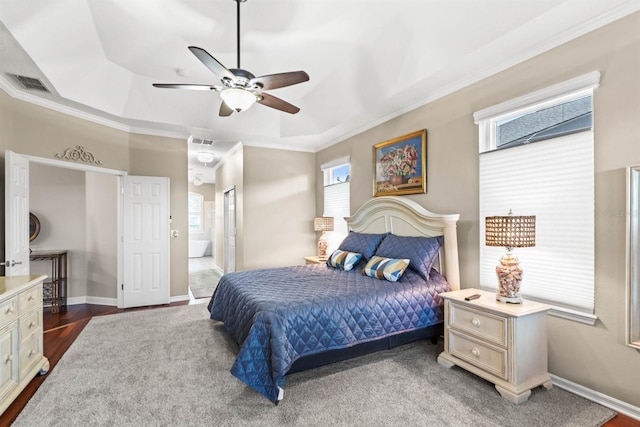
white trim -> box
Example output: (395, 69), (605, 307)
(170, 294), (190, 303)
(473, 71), (601, 123)
(24, 154), (127, 176)
(547, 306), (597, 325)
(66, 296), (117, 306)
(211, 142), (243, 175)
(320, 156), (351, 171)
(551, 374), (640, 421)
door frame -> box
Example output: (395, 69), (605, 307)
(18, 154), (128, 307)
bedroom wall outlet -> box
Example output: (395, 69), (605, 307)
(171, 230), (179, 238)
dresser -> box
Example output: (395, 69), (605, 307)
(437, 289), (552, 404)
(0, 275), (50, 415)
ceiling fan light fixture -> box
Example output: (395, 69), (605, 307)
(220, 88), (256, 112)
(196, 151), (215, 164)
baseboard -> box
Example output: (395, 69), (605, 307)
(66, 296), (118, 306)
(68, 295), (191, 306)
(550, 374), (640, 421)
(170, 294), (190, 303)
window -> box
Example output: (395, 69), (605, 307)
(188, 192), (204, 232)
(475, 72), (600, 324)
(627, 166), (640, 349)
(322, 158), (350, 253)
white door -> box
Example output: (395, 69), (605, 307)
(224, 187), (236, 273)
(3, 150), (30, 276)
(123, 176), (170, 308)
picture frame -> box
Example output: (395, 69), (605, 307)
(373, 129), (426, 197)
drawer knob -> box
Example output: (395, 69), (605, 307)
(27, 295), (34, 302)
(471, 347), (480, 357)
(28, 349), (36, 358)
(4, 354), (12, 364)
(5, 306), (14, 315)
(471, 317), (481, 327)
(28, 321), (36, 329)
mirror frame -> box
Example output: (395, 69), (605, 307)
(29, 212), (41, 242)
(626, 166), (640, 349)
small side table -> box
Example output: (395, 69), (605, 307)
(304, 256), (327, 265)
(29, 250), (68, 313)
(437, 288), (552, 404)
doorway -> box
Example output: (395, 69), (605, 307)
(187, 189), (220, 300)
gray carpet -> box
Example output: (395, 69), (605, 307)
(15, 304), (615, 427)
(189, 269), (222, 299)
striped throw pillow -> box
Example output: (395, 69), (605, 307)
(327, 250), (363, 271)
(362, 256), (411, 282)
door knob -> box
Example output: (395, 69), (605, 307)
(1, 260), (24, 267)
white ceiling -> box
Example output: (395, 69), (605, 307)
(1, 0), (638, 184)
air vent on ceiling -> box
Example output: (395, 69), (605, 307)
(11, 74), (50, 93)
(188, 135), (214, 145)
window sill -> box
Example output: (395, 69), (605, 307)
(547, 305), (597, 325)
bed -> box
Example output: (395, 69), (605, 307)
(208, 196), (460, 403)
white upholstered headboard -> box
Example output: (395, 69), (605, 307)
(345, 196), (460, 291)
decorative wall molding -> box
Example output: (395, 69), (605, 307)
(54, 145), (103, 165)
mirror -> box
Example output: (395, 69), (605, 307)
(626, 166), (640, 349)
(29, 212), (41, 242)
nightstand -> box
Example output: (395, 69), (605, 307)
(304, 256), (327, 265)
(437, 289), (552, 404)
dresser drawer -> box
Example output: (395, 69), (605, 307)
(20, 309), (42, 342)
(448, 330), (508, 380)
(449, 302), (508, 346)
(18, 285), (42, 314)
(19, 333), (42, 379)
(0, 299), (18, 330)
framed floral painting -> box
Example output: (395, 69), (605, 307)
(373, 129), (426, 196)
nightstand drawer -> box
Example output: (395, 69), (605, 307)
(449, 302), (508, 346)
(448, 330), (508, 380)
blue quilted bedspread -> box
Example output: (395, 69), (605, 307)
(207, 264), (450, 401)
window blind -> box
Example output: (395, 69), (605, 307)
(479, 131), (594, 313)
(324, 181), (350, 253)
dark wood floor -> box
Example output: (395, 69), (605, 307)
(0, 302), (637, 426)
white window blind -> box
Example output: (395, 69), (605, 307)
(479, 131), (594, 314)
(324, 182), (350, 253)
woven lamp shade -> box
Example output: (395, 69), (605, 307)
(485, 215), (536, 249)
(313, 217), (334, 232)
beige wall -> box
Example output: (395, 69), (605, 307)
(243, 146), (316, 269)
(86, 171), (118, 299)
(317, 12), (640, 407)
(0, 89), (189, 300)
(214, 145), (316, 271)
(29, 164), (88, 299)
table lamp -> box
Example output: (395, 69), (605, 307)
(313, 217), (334, 259)
(485, 210), (536, 303)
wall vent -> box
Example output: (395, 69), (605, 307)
(11, 74), (50, 93)
(188, 135), (214, 145)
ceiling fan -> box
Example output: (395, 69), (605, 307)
(153, 0), (309, 116)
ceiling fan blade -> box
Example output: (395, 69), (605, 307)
(152, 83), (222, 91)
(250, 71), (309, 90)
(188, 46), (235, 81)
(257, 92), (300, 114)
(219, 101), (234, 117)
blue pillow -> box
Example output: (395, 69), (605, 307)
(338, 231), (388, 260)
(362, 256), (410, 282)
(326, 250), (363, 271)
(373, 234), (443, 280)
